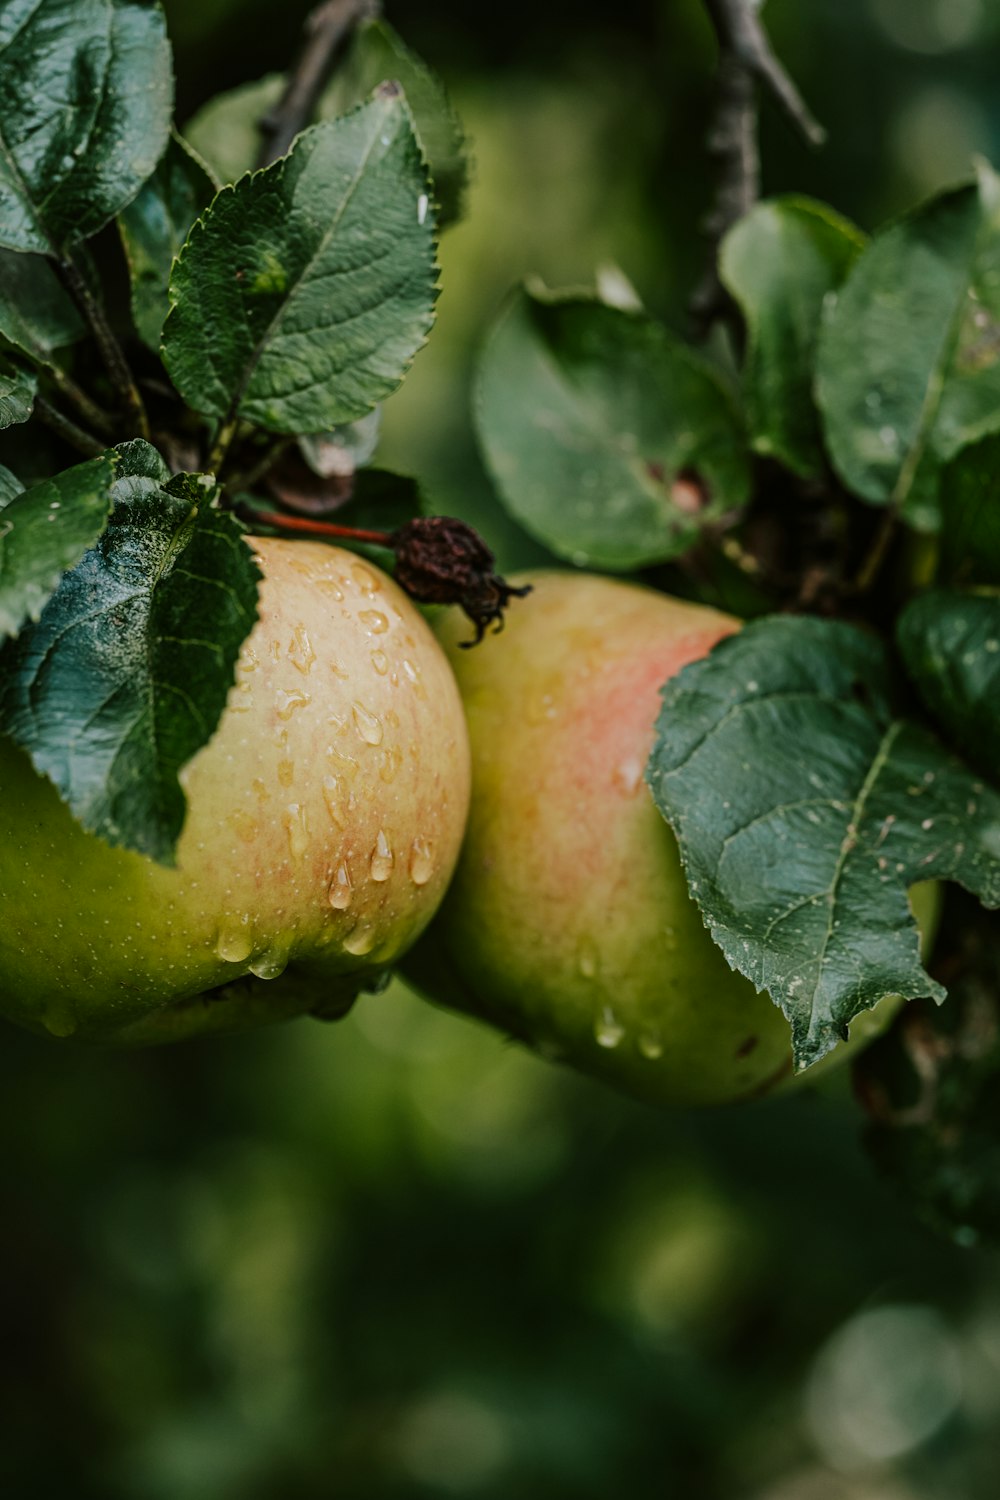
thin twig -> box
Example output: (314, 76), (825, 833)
(691, 0), (825, 336)
(54, 255), (150, 440)
(256, 0), (382, 168)
(236, 504), (392, 546)
(33, 396), (106, 458)
(44, 364), (116, 440)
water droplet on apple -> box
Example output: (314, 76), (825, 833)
(612, 756), (644, 797)
(351, 562), (380, 595)
(360, 609), (390, 634)
(288, 623), (317, 675)
(577, 939), (599, 978)
(370, 829), (394, 881)
(276, 687), (311, 721)
(409, 836), (435, 885)
(352, 701), (383, 745)
(322, 774), (348, 828)
(283, 803), (309, 861)
(249, 948), (289, 979)
(378, 747), (402, 784)
(371, 649), (389, 675)
(343, 923), (376, 956)
(227, 809), (259, 844)
(317, 577), (345, 602)
(594, 1005), (625, 1049)
(329, 861), (353, 909)
(638, 1026), (664, 1060)
(216, 919), (254, 963)
(401, 659), (426, 700)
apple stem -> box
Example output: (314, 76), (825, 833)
(239, 507), (394, 547)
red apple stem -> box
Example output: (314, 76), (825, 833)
(242, 508), (394, 547)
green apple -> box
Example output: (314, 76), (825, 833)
(0, 540), (470, 1044)
(403, 570), (939, 1108)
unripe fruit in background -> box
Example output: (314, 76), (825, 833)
(0, 541), (471, 1044)
(403, 571), (938, 1108)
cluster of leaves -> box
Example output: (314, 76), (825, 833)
(473, 167), (1000, 1097)
(0, 0), (469, 861)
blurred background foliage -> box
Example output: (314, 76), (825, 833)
(5, 1), (1000, 1496)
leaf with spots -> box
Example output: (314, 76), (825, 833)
(720, 196), (864, 478)
(162, 90), (437, 436)
(898, 588), (1000, 779)
(0, 450), (117, 640)
(816, 164), (1000, 531)
(0, 473), (260, 864)
(118, 131), (218, 351)
(646, 615), (1000, 1070)
(0, 0), (173, 255)
(476, 287), (750, 570)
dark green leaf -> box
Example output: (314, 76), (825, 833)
(476, 287), (750, 570)
(0, 0), (173, 255)
(321, 17), (469, 226)
(0, 357), (37, 429)
(646, 615), (1000, 1070)
(0, 463), (22, 508)
(163, 90), (437, 434)
(183, 74), (283, 184)
(110, 438), (171, 502)
(119, 132), (217, 351)
(720, 196), (864, 478)
(0, 248), (84, 366)
(0, 451), (116, 639)
(817, 165), (1000, 530)
(898, 588), (1000, 775)
(937, 433), (1000, 585)
(0, 473), (260, 863)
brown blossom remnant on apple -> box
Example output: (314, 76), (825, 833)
(392, 517), (534, 646)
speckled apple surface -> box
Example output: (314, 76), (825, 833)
(0, 540), (470, 1043)
(404, 570), (938, 1108)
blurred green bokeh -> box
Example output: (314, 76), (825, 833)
(5, 2), (1000, 1496)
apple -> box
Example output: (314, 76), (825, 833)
(0, 540), (471, 1044)
(403, 570), (939, 1108)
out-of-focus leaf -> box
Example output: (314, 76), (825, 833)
(0, 249), (85, 367)
(0, 0), (173, 254)
(817, 165), (1000, 530)
(163, 92), (437, 435)
(476, 287), (750, 570)
(0, 473), (260, 864)
(0, 452), (116, 639)
(118, 132), (217, 351)
(300, 409), (382, 478)
(646, 614), (1000, 1069)
(937, 434), (1000, 585)
(0, 358), (37, 430)
(183, 74), (283, 184)
(321, 17), (469, 226)
(720, 196), (864, 478)
(898, 588), (1000, 777)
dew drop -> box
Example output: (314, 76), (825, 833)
(278, 758), (295, 788)
(249, 948), (289, 980)
(284, 802), (309, 861)
(322, 774), (348, 829)
(317, 576), (345, 602)
(288, 624), (317, 675)
(638, 1026), (664, 1060)
(216, 919), (254, 963)
(329, 861), (353, 909)
(371, 649), (389, 675)
(352, 701), (383, 745)
(351, 562), (380, 595)
(343, 923), (376, 956)
(276, 687), (311, 721)
(360, 609), (390, 634)
(409, 836), (435, 885)
(227, 810), (259, 844)
(577, 939), (599, 979)
(378, 747), (402, 784)
(370, 828), (394, 881)
(594, 1005), (625, 1049)
(252, 776), (271, 804)
(612, 756), (644, 797)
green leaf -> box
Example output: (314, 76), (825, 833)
(816, 165), (1000, 530)
(0, 463), (22, 508)
(0, 357), (37, 429)
(898, 588), (1000, 776)
(109, 437), (171, 502)
(163, 90), (437, 435)
(0, 451), (116, 639)
(183, 74), (283, 185)
(0, 248), (85, 367)
(0, 0), (173, 255)
(476, 287), (750, 570)
(720, 196), (864, 478)
(646, 615), (1000, 1070)
(118, 132), (217, 351)
(0, 473), (260, 864)
(937, 434), (1000, 585)
(321, 17), (469, 226)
